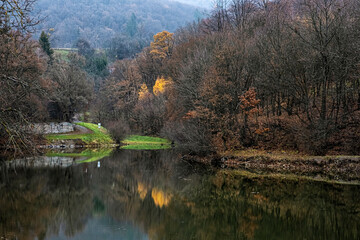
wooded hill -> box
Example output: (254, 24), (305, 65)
(34, 0), (206, 48)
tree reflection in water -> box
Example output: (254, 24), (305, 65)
(0, 150), (360, 240)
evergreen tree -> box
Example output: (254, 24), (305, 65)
(39, 31), (54, 59)
(126, 13), (137, 37)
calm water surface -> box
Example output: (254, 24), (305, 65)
(1, 150), (360, 240)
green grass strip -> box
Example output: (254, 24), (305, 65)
(46, 122), (114, 145)
(121, 135), (171, 150)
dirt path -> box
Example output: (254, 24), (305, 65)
(72, 124), (93, 134)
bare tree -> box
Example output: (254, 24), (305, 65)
(0, 0), (47, 156)
(49, 53), (94, 122)
(0, 0), (39, 34)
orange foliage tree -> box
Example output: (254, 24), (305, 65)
(239, 88), (265, 141)
(194, 66), (242, 151)
(150, 31), (174, 59)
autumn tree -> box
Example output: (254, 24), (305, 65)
(138, 83), (151, 101)
(135, 47), (163, 91)
(94, 59), (142, 140)
(153, 76), (173, 96)
(238, 88), (261, 142)
(134, 80), (169, 134)
(150, 31), (174, 59)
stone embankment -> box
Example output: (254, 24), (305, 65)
(29, 122), (74, 134)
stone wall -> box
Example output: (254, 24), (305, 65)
(30, 122), (74, 134)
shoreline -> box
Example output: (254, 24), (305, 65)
(2, 137), (360, 182)
(182, 150), (360, 182)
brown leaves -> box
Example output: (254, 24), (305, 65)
(183, 110), (197, 120)
(239, 88), (260, 115)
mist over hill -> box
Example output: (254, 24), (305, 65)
(35, 0), (206, 48)
(172, 0), (213, 9)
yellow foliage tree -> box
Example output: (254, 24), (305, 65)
(138, 83), (150, 100)
(153, 76), (173, 96)
(150, 31), (174, 59)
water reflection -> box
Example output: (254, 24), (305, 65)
(0, 150), (360, 240)
(151, 188), (172, 208)
(5, 148), (114, 168)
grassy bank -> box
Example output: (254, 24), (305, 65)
(45, 122), (171, 150)
(46, 122), (114, 145)
(121, 135), (171, 150)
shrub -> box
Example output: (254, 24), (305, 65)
(105, 120), (131, 144)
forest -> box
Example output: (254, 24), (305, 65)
(34, 0), (205, 48)
(1, 0), (360, 156)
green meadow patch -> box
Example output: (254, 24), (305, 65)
(54, 49), (70, 60)
(53, 48), (78, 60)
(46, 122), (114, 145)
(121, 135), (172, 150)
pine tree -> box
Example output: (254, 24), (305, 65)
(126, 13), (137, 37)
(39, 31), (54, 59)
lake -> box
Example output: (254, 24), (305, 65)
(1, 149), (360, 240)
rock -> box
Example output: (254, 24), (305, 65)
(314, 158), (323, 165)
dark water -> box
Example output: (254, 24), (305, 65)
(1, 150), (360, 240)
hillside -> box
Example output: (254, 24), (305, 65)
(34, 0), (205, 48)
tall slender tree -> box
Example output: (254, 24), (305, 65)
(39, 31), (54, 60)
